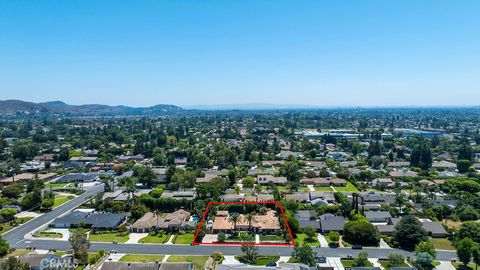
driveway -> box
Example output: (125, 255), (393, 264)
(379, 238), (391, 249)
(317, 233), (329, 247)
(126, 233), (148, 244)
(307, 185), (315, 192)
(436, 261), (455, 270)
(327, 257), (345, 270)
(223, 256), (241, 264)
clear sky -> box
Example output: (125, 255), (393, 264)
(0, 0), (479, 107)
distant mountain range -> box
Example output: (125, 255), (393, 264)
(0, 100), (183, 116)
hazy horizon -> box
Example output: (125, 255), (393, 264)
(1, 1), (479, 106)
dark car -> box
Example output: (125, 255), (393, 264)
(317, 256), (327, 263)
(352, 244), (363, 249)
(266, 262), (277, 267)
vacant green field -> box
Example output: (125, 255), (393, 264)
(89, 232), (129, 243)
(430, 238), (455, 250)
(295, 233), (319, 246)
(140, 233), (171, 244)
(173, 233), (195, 244)
(335, 181), (359, 192)
(120, 254), (165, 262)
(167, 256), (209, 269)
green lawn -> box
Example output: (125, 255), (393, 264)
(315, 186), (334, 191)
(453, 263), (476, 270)
(295, 233), (319, 246)
(45, 183), (69, 189)
(139, 233), (171, 244)
(298, 186), (310, 192)
(173, 233), (195, 244)
(335, 181), (359, 192)
(236, 255), (279, 266)
(341, 260), (373, 267)
(379, 260), (409, 270)
(167, 256), (209, 269)
(120, 254), (165, 263)
(430, 238), (455, 250)
(7, 249), (30, 257)
(53, 196), (71, 207)
(0, 223), (13, 234)
(89, 232), (129, 243)
(34, 231), (63, 238)
(260, 235), (287, 242)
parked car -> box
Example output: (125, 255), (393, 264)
(266, 262), (277, 267)
(317, 256), (327, 263)
(352, 245), (363, 249)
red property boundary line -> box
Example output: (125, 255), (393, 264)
(192, 201), (295, 246)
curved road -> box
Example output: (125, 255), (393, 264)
(3, 183), (458, 260)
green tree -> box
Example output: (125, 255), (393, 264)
(69, 228), (90, 265)
(456, 238), (476, 267)
(393, 215), (428, 251)
(457, 160), (472, 174)
(327, 231), (340, 244)
(240, 235), (258, 262)
(343, 219), (380, 246)
(0, 236), (10, 256)
(388, 253), (405, 267)
(353, 252), (369, 267)
(291, 243), (316, 267)
(458, 222), (480, 243)
(415, 240), (437, 258)
(415, 252), (434, 270)
(0, 257), (30, 270)
(303, 226), (317, 240)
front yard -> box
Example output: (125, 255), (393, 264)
(430, 238), (455, 250)
(120, 254), (165, 262)
(295, 233), (319, 246)
(167, 255), (210, 269)
(173, 232), (195, 244)
(335, 181), (359, 192)
(341, 260), (373, 267)
(89, 231), (129, 243)
(53, 196), (71, 207)
(139, 232), (171, 244)
(236, 255), (279, 266)
(259, 235), (287, 242)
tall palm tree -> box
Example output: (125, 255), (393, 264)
(154, 209), (161, 233)
(229, 214), (240, 235)
(244, 212), (255, 233)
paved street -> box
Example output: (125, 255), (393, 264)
(1, 182), (458, 261)
(2, 183), (104, 245)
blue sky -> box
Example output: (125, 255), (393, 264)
(0, 0), (479, 107)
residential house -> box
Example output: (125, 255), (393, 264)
(365, 211), (392, 223)
(422, 221), (448, 238)
(300, 178), (346, 187)
(131, 209), (194, 233)
(101, 262), (193, 270)
(161, 190), (196, 200)
(432, 161), (457, 171)
(387, 162), (410, 168)
(256, 175), (287, 185)
(211, 209), (281, 234)
(294, 210), (316, 221)
(319, 214), (345, 233)
(56, 173), (99, 183)
(51, 210), (126, 230)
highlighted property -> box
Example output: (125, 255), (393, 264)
(192, 201), (295, 246)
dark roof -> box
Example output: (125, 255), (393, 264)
(295, 210), (316, 220)
(56, 173), (99, 183)
(87, 213), (126, 229)
(422, 222), (448, 235)
(351, 268), (382, 270)
(52, 210), (89, 226)
(376, 225), (395, 234)
(390, 267), (417, 270)
(365, 211), (392, 219)
(52, 211), (125, 229)
(298, 220), (321, 229)
(320, 216), (345, 231)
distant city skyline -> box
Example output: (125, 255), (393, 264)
(1, 1), (479, 107)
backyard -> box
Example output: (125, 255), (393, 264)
(334, 181), (359, 192)
(430, 238), (455, 250)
